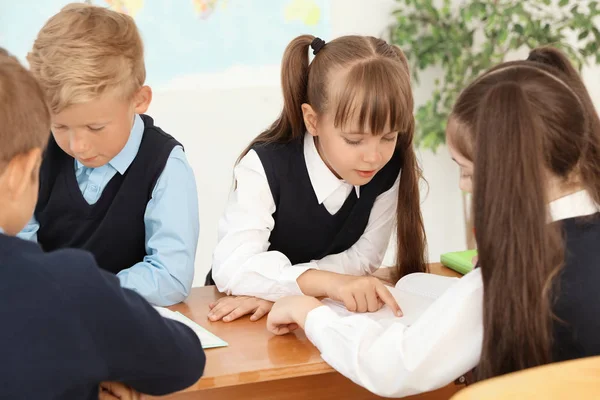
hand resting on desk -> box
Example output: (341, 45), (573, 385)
(209, 272), (402, 323)
(208, 296), (274, 322)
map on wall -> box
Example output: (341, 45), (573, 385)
(0, 0), (330, 89)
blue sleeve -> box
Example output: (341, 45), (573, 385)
(16, 215), (39, 242)
(52, 249), (205, 395)
(117, 146), (199, 306)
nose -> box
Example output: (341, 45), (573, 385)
(459, 179), (472, 194)
(362, 142), (382, 165)
(69, 130), (89, 155)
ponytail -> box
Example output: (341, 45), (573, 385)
(385, 43), (427, 281)
(237, 35), (314, 162)
(474, 82), (563, 379)
(393, 121), (428, 281)
(527, 46), (600, 205)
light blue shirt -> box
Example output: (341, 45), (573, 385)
(18, 115), (199, 306)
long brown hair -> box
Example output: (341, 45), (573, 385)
(239, 35), (427, 279)
(448, 57), (598, 379)
(526, 47), (600, 205)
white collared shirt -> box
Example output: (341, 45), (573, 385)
(211, 133), (401, 300)
(304, 190), (599, 398)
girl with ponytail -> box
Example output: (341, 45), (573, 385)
(266, 49), (600, 397)
(208, 35), (427, 322)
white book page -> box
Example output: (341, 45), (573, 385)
(322, 273), (460, 326)
(154, 306), (228, 349)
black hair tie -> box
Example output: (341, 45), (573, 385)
(311, 37), (326, 55)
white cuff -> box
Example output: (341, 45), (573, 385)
(279, 262), (317, 295)
(304, 305), (340, 348)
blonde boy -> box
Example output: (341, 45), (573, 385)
(21, 3), (199, 306)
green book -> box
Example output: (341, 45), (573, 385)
(440, 249), (478, 275)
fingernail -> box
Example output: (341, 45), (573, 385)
(223, 317), (230, 322)
(250, 317), (256, 321)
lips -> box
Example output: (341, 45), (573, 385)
(356, 169), (376, 178)
(79, 156), (97, 163)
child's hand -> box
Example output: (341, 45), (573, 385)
(208, 296), (273, 322)
(267, 296), (322, 335)
(326, 275), (403, 316)
(99, 382), (140, 400)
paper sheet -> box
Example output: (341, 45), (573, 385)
(154, 306), (228, 349)
(322, 272), (459, 326)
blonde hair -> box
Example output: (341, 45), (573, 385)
(27, 3), (146, 113)
(0, 48), (50, 169)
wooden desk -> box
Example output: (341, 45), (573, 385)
(152, 263), (463, 400)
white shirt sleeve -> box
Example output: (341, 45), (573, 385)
(211, 150), (316, 301)
(304, 269), (484, 398)
(314, 172), (400, 275)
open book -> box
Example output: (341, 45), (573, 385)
(322, 273), (460, 326)
(154, 306), (228, 349)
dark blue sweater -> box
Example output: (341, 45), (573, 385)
(0, 233), (205, 399)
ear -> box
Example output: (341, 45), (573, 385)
(133, 86), (153, 114)
(1, 148), (42, 201)
(301, 103), (319, 137)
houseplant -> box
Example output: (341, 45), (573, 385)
(390, 0), (600, 152)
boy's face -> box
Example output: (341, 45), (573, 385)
(0, 149), (42, 235)
(50, 87), (152, 168)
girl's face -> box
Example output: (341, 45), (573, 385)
(302, 104), (399, 186)
(446, 118), (474, 193)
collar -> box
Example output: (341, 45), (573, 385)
(75, 114), (144, 175)
(303, 133), (360, 204)
(549, 189), (599, 222)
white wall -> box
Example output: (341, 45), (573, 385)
(148, 0), (466, 286)
(149, 0), (600, 287)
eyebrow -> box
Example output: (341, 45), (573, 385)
(343, 130), (398, 136)
(53, 121), (109, 127)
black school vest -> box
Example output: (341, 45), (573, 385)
(552, 213), (600, 361)
(205, 136), (402, 285)
(35, 114), (181, 274)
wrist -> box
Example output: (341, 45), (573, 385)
(297, 269), (333, 297)
(292, 296), (323, 328)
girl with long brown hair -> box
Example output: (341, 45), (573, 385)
(266, 48), (600, 397)
(207, 34), (427, 322)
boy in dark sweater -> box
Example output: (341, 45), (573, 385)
(0, 49), (205, 400)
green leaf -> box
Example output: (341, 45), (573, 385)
(514, 24), (524, 34)
(388, 0), (600, 151)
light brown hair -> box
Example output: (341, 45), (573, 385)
(27, 3), (146, 113)
(449, 54), (600, 379)
(240, 34), (427, 280)
(0, 48), (50, 170)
